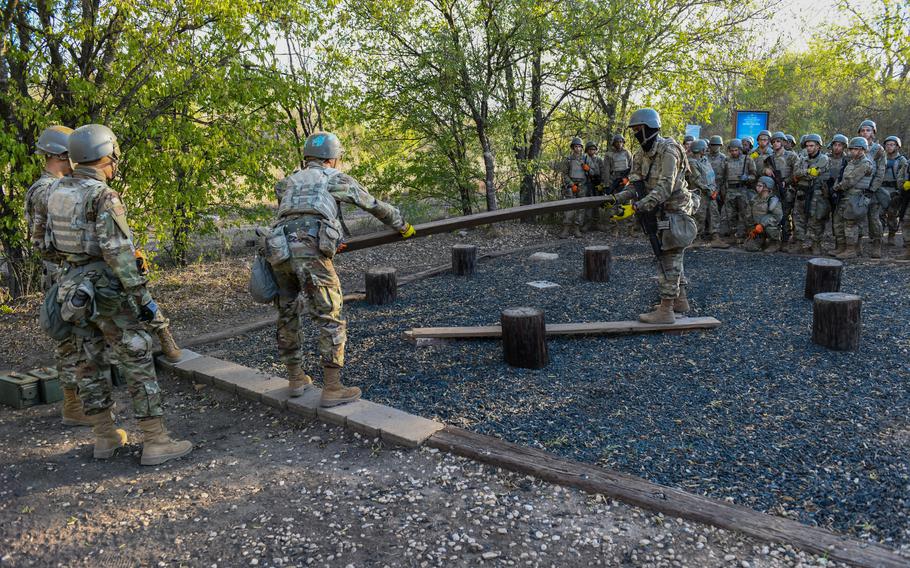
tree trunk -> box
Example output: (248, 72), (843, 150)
(501, 307), (548, 369)
(804, 258), (842, 299)
(451, 244), (477, 276)
(583, 246), (612, 282)
(365, 267), (398, 305)
(812, 292), (861, 351)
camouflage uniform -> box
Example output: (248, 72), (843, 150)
(580, 152), (605, 229)
(559, 154), (588, 227)
(615, 136), (696, 299)
(689, 155), (720, 238)
(883, 151), (908, 240)
(863, 141), (887, 243)
(749, 146), (773, 184)
(45, 167), (163, 418)
(720, 152), (756, 239)
(792, 151), (830, 248)
(761, 149), (799, 242)
(824, 151), (849, 242)
(832, 157), (875, 250)
(272, 161), (404, 370)
(605, 147), (633, 193)
(744, 193), (783, 251)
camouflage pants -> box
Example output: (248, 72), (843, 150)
(723, 189), (751, 238)
(272, 246), (346, 369)
(54, 335), (112, 391)
(792, 192), (811, 244)
(694, 192), (720, 236)
(804, 189), (831, 245)
(903, 203), (910, 251)
(832, 193), (881, 245)
(883, 189), (901, 235)
(656, 247), (686, 299)
(780, 193), (795, 242)
(863, 198), (883, 241)
(562, 179), (586, 226)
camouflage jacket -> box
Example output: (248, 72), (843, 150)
(24, 171), (60, 256)
(559, 154), (588, 186)
(834, 157), (874, 194)
(721, 154), (756, 190)
(604, 149), (632, 180)
(762, 149), (799, 182)
(750, 194), (783, 229)
(793, 152), (830, 192)
(617, 136), (694, 214)
(749, 146), (773, 175)
(884, 153), (908, 189)
(865, 142), (887, 192)
(707, 151), (726, 178)
(687, 156), (716, 194)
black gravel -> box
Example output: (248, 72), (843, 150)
(206, 239), (910, 548)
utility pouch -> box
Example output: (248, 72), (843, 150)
(874, 187), (891, 209)
(249, 254), (280, 304)
(60, 278), (95, 323)
(317, 220), (342, 259)
(661, 212), (697, 250)
(39, 283), (73, 341)
(265, 226), (291, 266)
(843, 193), (870, 220)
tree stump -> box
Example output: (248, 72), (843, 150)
(583, 246), (612, 282)
(501, 307), (548, 369)
(365, 267), (398, 305)
(804, 258), (843, 299)
(812, 292), (861, 351)
(452, 244), (477, 276)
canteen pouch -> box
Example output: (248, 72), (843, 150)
(661, 212), (697, 250)
(39, 283), (73, 341)
(265, 226), (291, 266)
(249, 254), (279, 304)
(843, 193), (869, 220)
(59, 278), (95, 324)
(317, 220), (342, 259)
(874, 187), (891, 209)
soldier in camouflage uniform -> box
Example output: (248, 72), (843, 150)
(744, 177), (783, 253)
(558, 137), (587, 238)
(45, 125), (192, 465)
(581, 141), (605, 231)
(683, 135), (694, 158)
(687, 140), (727, 248)
(785, 135), (797, 152)
(832, 137), (875, 259)
(825, 134), (850, 251)
(857, 119), (887, 257)
(792, 134), (830, 254)
(750, 130), (773, 175)
(882, 136), (907, 246)
(606, 108), (697, 324)
(270, 132), (415, 407)
(706, 136), (726, 179)
(741, 136), (755, 157)
(761, 132), (799, 250)
(605, 134), (632, 192)
(720, 139), (756, 243)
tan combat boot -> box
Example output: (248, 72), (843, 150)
(870, 239), (882, 259)
(320, 366), (361, 408)
(61, 387), (92, 427)
(831, 240), (845, 257)
(835, 244), (858, 260)
(672, 288), (689, 314)
(157, 328), (182, 362)
(87, 411), (128, 459)
(558, 226), (571, 239)
(286, 363), (313, 397)
(138, 417), (193, 466)
(638, 299), (676, 325)
(572, 225), (583, 238)
(709, 234), (730, 248)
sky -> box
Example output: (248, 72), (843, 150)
(771, 0), (858, 51)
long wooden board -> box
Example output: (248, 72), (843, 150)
(341, 196), (610, 252)
(404, 316), (721, 340)
(427, 426), (907, 568)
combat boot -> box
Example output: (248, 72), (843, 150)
(870, 239), (882, 259)
(835, 244), (858, 260)
(786, 240), (801, 254)
(672, 288), (689, 314)
(572, 225), (583, 239)
(743, 239), (761, 252)
(320, 366), (361, 408)
(87, 411), (127, 459)
(157, 327), (182, 362)
(558, 226), (571, 239)
(831, 240), (846, 257)
(763, 240), (781, 253)
(709, 234), (729, 248)
(638, 299), (676, 325)
(886, 233), (895, 247)
(138, 417), (193, 466)
(286, 363), (313, 397)
(61, 387), (92, 427)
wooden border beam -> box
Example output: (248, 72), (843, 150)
(404, 317), (721, 340)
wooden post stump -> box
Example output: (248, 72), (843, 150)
(365, 267), (398, 305)
(804, 258), (843, 299)
(501, 307), (548, 369)
(583, 246), (612, 282)
(452, 244), (477, 276)
(812, 292), (861, 351)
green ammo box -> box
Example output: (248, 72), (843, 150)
(0, 372), (41, 409)
(29, 368), (63, 404)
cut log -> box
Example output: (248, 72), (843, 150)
(583, 245), (612, 282)
(340, 196), (610, 252)
(365, 267), (398, 305)
(501, 307), (548, 369)
(403, 317), (721, 341)
(451, 244), (477, 276)
(804, 258), (842, 299)
(812, 292), (861, 351)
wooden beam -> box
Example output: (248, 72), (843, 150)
(404, 317), (721, 340)
(427, 426), (907, 568)
(341, 196), (610, 252)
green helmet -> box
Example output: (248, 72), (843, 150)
(742, 136), (755, 147)
(570, 136), (583, 148)
(771, 131), (787, 142)
(691, 140), (708, 153)
(36, 125), (73, 156)
(304, 132), (343, 160)
(830, 134), (849, 146)
(709, 135), (723, 146)
(627, 108), (661, 129)
(757, 130), (771, 140)
(883, 135), (902, 148)
(683, 135), (694, 143)
(611, 134), (625, 144)
(756, 176), (775, 191)
(68, 124), (120, 164)
(727, 138), (743, 150)
(585, 141), (598, 151)
(803, 133), (823, 146)
(798, 134), (808, 147)
(847, 136), (868, 151)
(857, 119), (876, 134)
(786, 134), (796, 146)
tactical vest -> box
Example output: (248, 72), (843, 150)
(277, 167), (341, 221)
(609, 151), (630, 175)
(768, 152), (794, 178)
(567, 157), (585, 180)
(846, 159), (873, 191)
(46, 178), (105, 257)
(884, 156), (906, 186)
(725, 156), (749, 186)
(707, 152), (725, 176)
(797, 153), (828, 189)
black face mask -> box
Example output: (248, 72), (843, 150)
(634, 126), (660, 151)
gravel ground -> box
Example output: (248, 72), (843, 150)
(209, 234), (910, 554)
(0, 375), (840, 568)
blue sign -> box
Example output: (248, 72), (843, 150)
(735, 110), (769, 141)
(685, 124), (701, 140)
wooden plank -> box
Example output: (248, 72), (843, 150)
(341, 196), (610, 252)
(427, 426), (906, 568)
(404, 317), (721, 340)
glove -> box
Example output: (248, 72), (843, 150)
(710, 191), (718, 201)
(610, 203), (635, 221)
(808, 167), (819, 177)
(571, 183), (579, 194)
(621, 177), (629, 187)
(750, 151), (759, 159)
(747, 224), (764, 240)
(399, 223), (416, 239)
(138, 299), (158, 323)
(582, 164), (590, 172)
(601, 194), (617, 208)
(335, 242), (348, 253)
(134, 249), (150, 276)
(903, 180), (910, 191)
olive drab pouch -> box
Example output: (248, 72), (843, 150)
(843, 193), (870, 220)
(660, 212), (697, 250)
(59, 278), (96, 324)
(249, 253), (279, 304)
(92, 269), (124, 317)
(874, 187), (891, 209)
(39, 283), (73, 341)
(265, 225), (291, 266)
(317, 219), (342, 259)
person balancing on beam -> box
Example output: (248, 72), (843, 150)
(604, 108), (698, 324)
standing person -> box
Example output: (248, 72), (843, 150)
(558, 137), (587, 238)
(581, 141), (605, 232)
(269, 132), (415, 407)
(45, 124), (192, 465)
(825, 134), (850, 252)
(741, 136), (755, 157)
(605, 108), (697, 324)
(751, 130), (773, 174)
(832, 137), (875, 259)
(785, 134), (797, 152)
(882, 136), (907, 246)
(683, 135), (695, 158)
(762, 131), (799, 249)
(706, 135), (726, 179)
(720, 138), (756, 244)
(856, 120), (887, 257)
(792, 134), (830, 254)
(688, 140), (727, 248)
(604, 134), (632, 194)
(743, 177), (784, 253)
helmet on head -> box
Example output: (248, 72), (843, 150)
(857, 119), (876, 134)
(585, 141), (598, 151)
(709, 135), (723, 146)
(757, 130), (771, 140)
(683, 135), (694, 143)
(36, 125), (73, 156)
(883, 135), (902, 148)
(786, 134), (796, 145)
(830, 134), (849, 146)
(803, 133), (823, 146)
(756, 176), (775, 191)
(611, 134), (625, 144)
(68, 124), (120, 164)
(627, 108), (661, 129)
(691, 140), (707, 154)
(727, 138), (743, 150)
(570, 136), (583, 148)
(798, 134), (808, 147)
(304, 132), (343, 160)
(771, 131), (787, 142)
(742, 136), (755, 147)
(848, 137), (868, 151)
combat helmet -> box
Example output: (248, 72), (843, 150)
(786, 134), (797, 146)
(709, 135), (723, 146)
(742, 136), (755, 147)
(683, 135), (694, 143)
(627, 108), (661, 129)
(847, 137), (869, 151)
(68, 124), (120, 164)
(883, 135), (902, 148)
(857, 119), (876, 134)
(727, 138), (743, 150)
(304, 132), (344, 160)
(691, 140), (708, 154)
(803, 133), (823, 146)
(585, 141), (598, 151)
(611, 134), (625, 144)
(756, 176), (775, 191)
(36, 125), (73, 157)
(771, 131), (787, 142)
(829, 134), (849, 147)
(757, 130), (772, 141)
